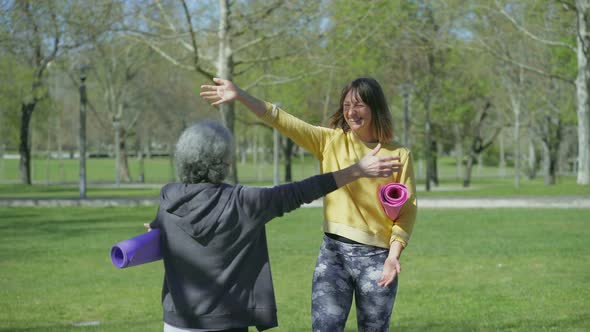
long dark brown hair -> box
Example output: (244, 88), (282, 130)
(329, 77), (393, 142)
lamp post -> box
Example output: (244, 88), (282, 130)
(78, 65), (91, 199)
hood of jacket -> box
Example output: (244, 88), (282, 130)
(159, 182), (234, 242)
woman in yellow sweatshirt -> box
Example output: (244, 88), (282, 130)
(201, 77), (417, 332)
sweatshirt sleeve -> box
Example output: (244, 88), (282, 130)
(259, 102), (334, 159)
(390, 150), (418, 247)
(239, 173), (338, 224)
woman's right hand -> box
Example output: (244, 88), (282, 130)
(200, 77), (240, 106)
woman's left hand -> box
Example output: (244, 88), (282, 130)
(378, 257), (401, 287)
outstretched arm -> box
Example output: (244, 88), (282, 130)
(200, 78), (266, 117)
(201, 77), (332, 157)
(242, 143), (402, 222)
(332, 143), (401, 187)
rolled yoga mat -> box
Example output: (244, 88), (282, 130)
(111, 229), (162, 268)
(378, 183), (409, 221)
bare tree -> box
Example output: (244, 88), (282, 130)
(0, 0), (114, 184)
(463, 101), (503, 187)
(127, 0), (322, 183)
(494, 0), (589, 185)
(89, 38), (152, 183)
(531, 80), (569, 185)
(4, 2), (64, 184)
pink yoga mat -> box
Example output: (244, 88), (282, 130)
(111, 229), (162, 269)
(378, 183), (409, 221)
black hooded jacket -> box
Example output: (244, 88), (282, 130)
(150, 173), (338, 331)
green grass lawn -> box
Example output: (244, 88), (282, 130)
(0, 184), (162, 199)
(1, 156), (589, 199)
(416, 176), (590, 197)
(1, 207), (588, 331)
(1, 176), (588, 199)
(0, 156), (319, 185)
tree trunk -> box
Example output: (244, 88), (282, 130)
(527, 131), (537, 180)
(137, 134), (144, 183)
(322, 69), (334, 125)
(424, 98), (432, 192)
(542, 116), (562, 185)
(575, 1), (590, 185)
(463, 154), (475, 187)
(169, 143), (175, 182)
(430, 140), (438, 186)
(462, 101), (500, 187)
(254, 130), (261, 181)
(114, 121), (120, 186)
(283, 137), (294, 182)
(146, 128), (152, 159)
(117, 127), (131, 183)
(542, 143), (556, 185)
(56, 112), (64, 182)
(19, 102), (36, 185)
(299, 147), (305, 179)
(217, 0), (238, 184)
(273, 128), (280, 185)
(240, 139), (246, 165)
(453, 124), (463, 179)
(0, 144), (4, 181)
(511, 98), (521, 189)
(499, 127), (506, 177)
(45, 124), (51, 184)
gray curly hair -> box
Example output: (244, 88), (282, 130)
(175, 120), (233, 184)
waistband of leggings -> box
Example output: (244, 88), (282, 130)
(322, 234), (389, 257)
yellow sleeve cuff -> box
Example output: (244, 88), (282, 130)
(390, 225), (410, 248)
(261, 101), (278, 122)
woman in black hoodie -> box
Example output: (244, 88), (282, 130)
(149, 120), (400, 332)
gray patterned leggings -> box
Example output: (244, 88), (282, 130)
(311, 235), (398, 332)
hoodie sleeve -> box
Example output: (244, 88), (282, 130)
(239, 173), (338, 224)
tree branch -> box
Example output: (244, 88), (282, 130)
(467, 38), (575, 86)
(494, 0), (575, 51)
(126, 34), (196, 71)
(180, 0), (205, 75)
(556, 0), (575, 11)
(152, 0), (194, 52)
(242, 69), (324, 90)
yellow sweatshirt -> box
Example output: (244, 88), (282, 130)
(260, 102), (417, 248)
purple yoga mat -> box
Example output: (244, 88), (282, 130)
(111, 229), (162, 269)
(378, 183), (409, 221)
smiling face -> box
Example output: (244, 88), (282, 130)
(329, 78), (393, 143)
(343, 89), (376, 142)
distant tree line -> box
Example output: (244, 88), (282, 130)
(0, 0), (587, 188)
